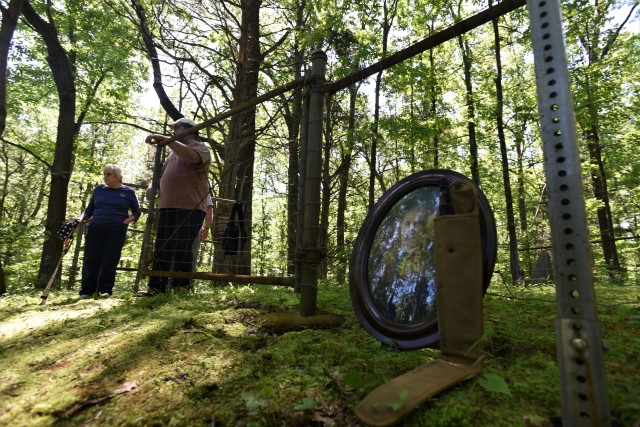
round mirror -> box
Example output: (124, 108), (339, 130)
(349, 170), (497, 350)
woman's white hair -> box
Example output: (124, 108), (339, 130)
(103, 164), (123, 182)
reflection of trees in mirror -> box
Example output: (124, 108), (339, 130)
(367, 186), (440, 325)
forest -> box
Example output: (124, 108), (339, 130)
(0, 0), (639, 425)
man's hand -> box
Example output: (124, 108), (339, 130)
(199, 227), (209, 241)
(145, 134), (169, 145)
(145, 184), (154, 201)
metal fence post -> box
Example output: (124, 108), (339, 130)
(295, 70), (311, 294)
(300, 51), (327, 316)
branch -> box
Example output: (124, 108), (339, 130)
(81, 118), (225, 155)
(129, 0), (181, 120)
(45, 0), (54, 24)
(600, 1), (639, 60)
(1, 137), (52, 169)
(261, 29), (291, 59)
(75, 69), (108, 133)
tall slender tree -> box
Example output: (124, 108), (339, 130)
(21, 0), (77, 288)
(366, 0), (399, 209)
(450, 2), (480, 184)
(565, 0), (638, 268)
(0, 0), (25, 293)
(490, 0), (520, 281)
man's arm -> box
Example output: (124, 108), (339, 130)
(146, 134), (202, 164)
(199, 204), (213, 240)
(164, 140), (202, 164)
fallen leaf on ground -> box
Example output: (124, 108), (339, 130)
(112, 380), (137, 395)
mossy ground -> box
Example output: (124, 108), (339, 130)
(1, 279), (638, 426)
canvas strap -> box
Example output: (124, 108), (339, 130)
(355, 180), (484, 426)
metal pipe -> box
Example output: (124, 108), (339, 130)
(154, 77), (304, 146)
(299, 51), (327, 316)
(295, 70), (311, 293)
(144, 270), (294, 287)
(326, 0), (526, 95)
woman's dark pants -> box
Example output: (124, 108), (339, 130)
(80, 222), (128, 295)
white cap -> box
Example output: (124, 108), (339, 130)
(169, 117), (197, 128)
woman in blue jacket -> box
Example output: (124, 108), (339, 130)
(79, 164), (141, 298)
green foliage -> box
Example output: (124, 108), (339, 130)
(241, 390), (271, 416)
(478, 372), (512, 396)
(1, 3), (639, 424)
(389, 389), (410, 411)
(342, 365), (386, 393)
(293, 396), (316, 410)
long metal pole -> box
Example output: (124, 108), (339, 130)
(299, 51), (327, 316)
(145, 270), (295, 287)
(295, 70), (311, 293)
(528, 0), (610, 424)
(156, 78), (304, 146)
(325, 0), (525, 95)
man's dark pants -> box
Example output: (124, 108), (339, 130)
(149, 208), (205, 292)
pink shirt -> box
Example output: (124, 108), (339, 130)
(159, 139), (211, 212)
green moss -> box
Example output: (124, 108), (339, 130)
(1, 282), (638, 426)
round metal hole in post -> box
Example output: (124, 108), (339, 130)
(349, 169), (497, 350)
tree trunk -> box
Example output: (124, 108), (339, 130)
(581, 70), (619, 267)
(22, 1), (77, 289)
(585, 121), (619, 267)
(492, 2), (520, 281)
(568, 1), (637, 269)
(319, 98), (332, 279)
(285, 0), (305, 276)
(369, 72), (380, 210)
(368, 0), (398, 210)
(285, 82), (302, 276)
(0, 0), (25, 137)
(213, 0), (261, 275)
(0, 0), (25, 293)
(515, 127), (528, 234)
(335, 85), (357, 284)
(428, 48), (439, 168)
(457, 34), (479, 185)
(130, 0), (182, 120)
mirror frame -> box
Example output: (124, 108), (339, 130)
(349, 169), (497, 350)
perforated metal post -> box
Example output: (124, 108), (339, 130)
(528, 0), (610, 425)
(299, 51), (327, 316)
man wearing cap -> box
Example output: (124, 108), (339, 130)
(142, 117), (211, 294)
